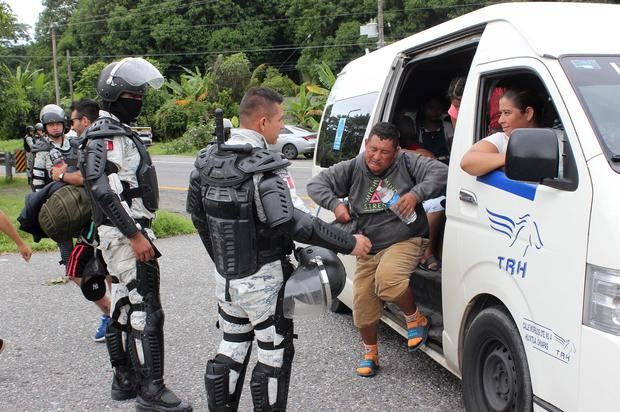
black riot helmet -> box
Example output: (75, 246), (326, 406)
(26, 125), (35, 134)
(97, 57), (164, 102)
(39, 104), (66, 138)
(283, 246), (347, 319)
(40, 104), (66, 125)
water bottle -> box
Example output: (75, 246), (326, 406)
(50, 148), (65, 167)
(377, 182), (417, 224)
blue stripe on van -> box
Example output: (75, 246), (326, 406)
(477, 170), (537, 201)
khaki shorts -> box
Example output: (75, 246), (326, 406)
(353, 237), (429, 328)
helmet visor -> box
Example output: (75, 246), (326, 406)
(108, 58), (164, 90)
(282, 257), (331, 319)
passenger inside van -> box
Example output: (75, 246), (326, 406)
(461, 87), (543, 176)
(447, 76), (465, 128)
(398, 95), (453, 271)
(487, 86), (506, 134)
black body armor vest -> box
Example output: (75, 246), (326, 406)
(196, 145), (294, 279)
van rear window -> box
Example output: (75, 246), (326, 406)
(315, 92), (378, 168)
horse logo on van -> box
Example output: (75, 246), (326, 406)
(486, 209), (544, 257)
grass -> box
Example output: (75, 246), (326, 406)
(0, 139), (23, 152)
(0, 178), (195, 255)
(149, 142), (198, 156)
(0, 179), (57, 253)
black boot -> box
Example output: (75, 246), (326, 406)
(136, 379), (192, 412)
(111, 366), (138, 401)
(129, 307), (192, 411)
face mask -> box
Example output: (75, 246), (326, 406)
(109, 97), (143, 124)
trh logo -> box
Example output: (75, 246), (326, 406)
(486, 209), (544, 258)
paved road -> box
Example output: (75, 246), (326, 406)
(0, 235), (464, 411)
(154, 155), (315, 216)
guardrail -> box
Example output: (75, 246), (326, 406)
(0, 149), (27, 182)
(0, 151), (15, 182)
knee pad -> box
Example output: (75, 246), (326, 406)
(205, 352), (251, 412)
(250, 343), (294, 412)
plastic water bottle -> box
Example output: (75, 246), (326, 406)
(377, 182), (417, 224)
(50, 148), (64, 167)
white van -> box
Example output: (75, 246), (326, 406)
(311, 3), (620, 411)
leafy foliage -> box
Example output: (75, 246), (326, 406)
(4, 0), (524, 139)
(153, 101), (189, 141)
(212, 53), (252, 102)
(287, 84), (323, 131)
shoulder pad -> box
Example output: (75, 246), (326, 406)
(84, 117), (132, 140)
(198, 146), (250, 187)
(194, 145), (216, 170)
(31, 139), (54, 153)
(82, 138), (113, 179)
(237, 148), (290, 174)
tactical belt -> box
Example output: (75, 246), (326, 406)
(101, 217), (152, 229)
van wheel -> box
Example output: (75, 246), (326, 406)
(281, 144), (298, 160)
(462, 306), (533, 412)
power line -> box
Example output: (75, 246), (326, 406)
(0, 41), (377, 60)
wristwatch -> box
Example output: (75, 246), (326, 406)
(59, 172), (65, 182)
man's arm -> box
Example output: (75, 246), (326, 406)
(306, 158), (356, 212)
(186, 168), (215, 260)
(51, 163), (84, 186)
(259, 172), (371, 256)
(404, 152), (448, 203)
(0, 210), (32, 262)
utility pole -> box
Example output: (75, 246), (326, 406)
(66, 50), (73, 102)
(51, 26), (61, 105)
(377, 0), (385, 48)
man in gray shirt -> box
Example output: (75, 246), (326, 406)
(307, 122), (447, 377)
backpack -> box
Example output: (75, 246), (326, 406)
(38, 185), (92, 242)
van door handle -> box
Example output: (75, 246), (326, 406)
(459, 189), (478, 205)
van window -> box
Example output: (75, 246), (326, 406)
(476, 72), (562, 141)
(561, 56), (620, 170)
(315, 92), (377, 168)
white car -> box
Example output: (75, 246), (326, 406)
(269, 125), (317, 160)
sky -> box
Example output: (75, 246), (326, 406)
(5, 0), (44, 39)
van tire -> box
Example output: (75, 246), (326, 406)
(330, 298), (351, 314)
(462, 306), (533, 412)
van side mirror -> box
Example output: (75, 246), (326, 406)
(505, 128), (559, 182)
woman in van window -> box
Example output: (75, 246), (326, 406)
(460, 88), (542, 176)
(447, 77), (466, 128)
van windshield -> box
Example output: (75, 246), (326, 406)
(315, 92), (378, 168)
(561, 56), (620, 166)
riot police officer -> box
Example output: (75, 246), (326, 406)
(187, 87), (372, 411)
(30, 104), (77, 269)
(31, 104), (74, 192)
(80, 57), (191, 412)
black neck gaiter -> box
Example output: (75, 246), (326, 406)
(109, 97), (143, 124)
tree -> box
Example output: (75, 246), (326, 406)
(73, 61), (106, 99)
(0, 3), (28, 48)
(0, 64), (33, 139)
(212, 53), (252, 102)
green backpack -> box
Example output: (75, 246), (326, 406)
(39, 185), (92, 242)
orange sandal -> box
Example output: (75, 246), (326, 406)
(356, 355), (379, 377)
(407, 315), (431, 352)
